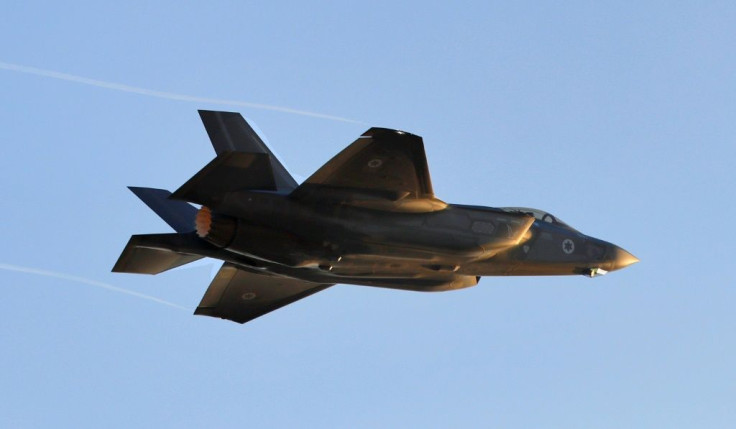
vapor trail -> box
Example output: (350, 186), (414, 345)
(0, 61), (362, 124)
(0, 263), (188, 311)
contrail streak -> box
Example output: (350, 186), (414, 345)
(0, 61), (362, 124)
(0, 263), (189, 311)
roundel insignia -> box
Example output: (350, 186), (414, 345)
(367, 158), (383, 168)
(562, 239), (575, 254)
(241, 292), (257, 300)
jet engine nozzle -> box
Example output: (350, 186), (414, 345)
(195, 206), (237, 248)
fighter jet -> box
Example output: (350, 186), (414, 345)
(113, 110), (638, 324)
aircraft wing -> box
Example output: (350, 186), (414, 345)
(194, 263), (332, 324)
(291, 128), (446, 212)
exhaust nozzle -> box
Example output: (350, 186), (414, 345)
(195, 206), (237, 248)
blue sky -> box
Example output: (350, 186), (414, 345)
(1, 1), (735, 427)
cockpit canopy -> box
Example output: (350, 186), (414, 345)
(500, 207), (575, 230)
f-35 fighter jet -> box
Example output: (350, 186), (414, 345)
(113, 111), (638, 324)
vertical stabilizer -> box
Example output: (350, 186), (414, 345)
(128, 187), (197, 232)
(198, 110), (298, 192)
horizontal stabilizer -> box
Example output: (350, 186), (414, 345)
(195, 263), (332, 324)
(112, 233), (206, 274)
(129, 187), (197, 233)
(171, 152), (277, 206)
(198, 110), (297, 191)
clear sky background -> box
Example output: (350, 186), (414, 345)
(1, 2), (734, 428)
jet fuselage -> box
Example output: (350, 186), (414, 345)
(195, 191), (636, 292)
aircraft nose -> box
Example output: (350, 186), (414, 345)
(610, 246), (639, 271)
